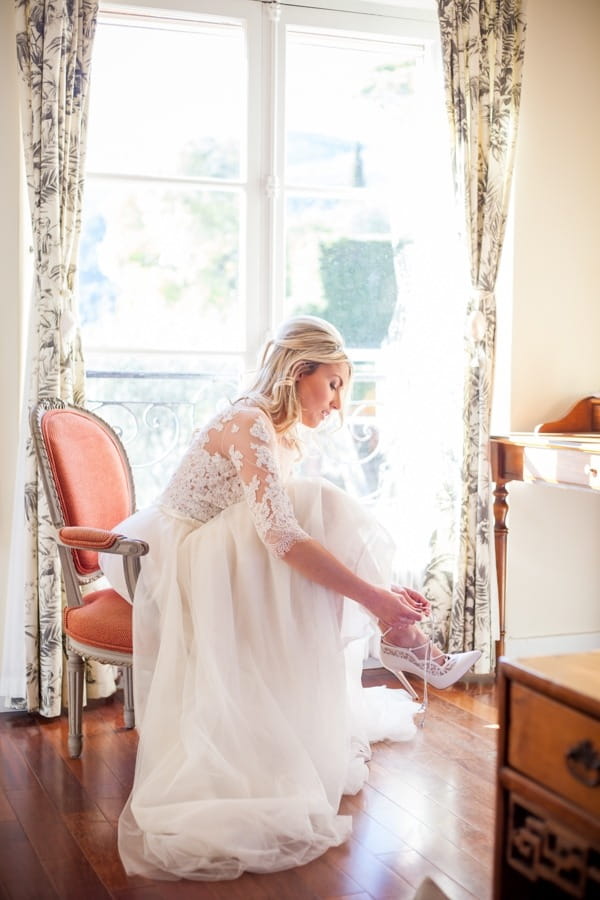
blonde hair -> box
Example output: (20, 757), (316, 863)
(239, 316), (352, 433)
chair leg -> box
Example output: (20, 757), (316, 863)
(122, 665), (135, 729)
(67, 651), (84, 758)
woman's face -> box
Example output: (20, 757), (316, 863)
(296, 362), (349, 428)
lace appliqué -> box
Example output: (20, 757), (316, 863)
(160, 405), (309, 558)
(227, 411), (309, 557)
(249, 416), (271, 445)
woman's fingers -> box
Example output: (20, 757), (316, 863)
(391, 584), (431, 614)
(391, 593), (421, 622)
(374, 586), (427, 629)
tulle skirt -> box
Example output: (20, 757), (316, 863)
(100, 477), (418, 881)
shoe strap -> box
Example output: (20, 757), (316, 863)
(381, 631), (432, 655)
(380, 625), (433, 726)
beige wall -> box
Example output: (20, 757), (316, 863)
(502, 0), (600, 655)
(0, 0), (599, 658)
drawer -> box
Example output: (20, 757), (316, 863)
(508, 682), (600, 819)
(522, 446), (600, 490)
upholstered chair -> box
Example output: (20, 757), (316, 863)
(30, 398), (149, 757)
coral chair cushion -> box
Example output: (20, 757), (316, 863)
(41, 408), (133, 576)
(63, 588), (133, 654)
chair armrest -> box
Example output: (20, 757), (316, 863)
(58, 526), (149, 603)
(58, 526), (149, 557)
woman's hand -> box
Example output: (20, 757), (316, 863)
(379, 585), (431, 646)
(391, 584), (431, 617)
(367, 585), (425, 632)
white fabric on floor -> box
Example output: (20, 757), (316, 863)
(101, 477), (418, 881)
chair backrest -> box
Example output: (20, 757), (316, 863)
(30, 399), (136, 581)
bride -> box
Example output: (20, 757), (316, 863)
(101, 316), (480, 881)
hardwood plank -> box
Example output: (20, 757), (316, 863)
(384, 830), (491, 897)
(86, 727), (138, 789)
(8, 727), (98, 815)
(0, 731), (33, 791)
(381, 847), (478, 900)
(43, 726), (132, 808)
(338, 796), (409, 855)
(294, 853), (364, 898)
(228, 869), (321, 900)
(93, 794), (131, 826)
(196, 875), (271, 900)
(434, 682), (498, 724)
(0, 678), (497, 899)
(326, 895), (373, 900)
(367, 761), (495, 840)
(41, 853), (113, 900)
(111, 890), (167, 900)
(0, 789), (17, 823)
(63, 810), (131, 893)
(6, 786), (111, 899)
(0, 820), (60, 900)
(354, 799), (487, 895)
(326, 836), (416, 899)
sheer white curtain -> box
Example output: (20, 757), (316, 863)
(374, 57), (466, 645)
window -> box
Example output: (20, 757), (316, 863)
(83, 12), (250, 355)
(80, 0), (463, 584)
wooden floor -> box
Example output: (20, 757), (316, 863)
(0, 670), (498, 900)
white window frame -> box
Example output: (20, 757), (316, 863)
(86, 0), (455, 515)
(93, 0), (439, 370)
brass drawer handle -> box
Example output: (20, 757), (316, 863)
(565, 739), (600, 787)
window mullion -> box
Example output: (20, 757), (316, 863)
(258, 0), (286, 343)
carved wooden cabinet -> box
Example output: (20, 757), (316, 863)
(494, 652), (600, 898)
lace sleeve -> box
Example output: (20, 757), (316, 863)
(221, 408), (310, 558)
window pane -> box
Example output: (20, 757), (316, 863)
(284, 29), (428, 350)
(285, 196), (396, 349)
(286, 32), (421, 189)
(80, 180), (243, 353)
(283, 20), (464, 601)
(86, 19), (245, 180)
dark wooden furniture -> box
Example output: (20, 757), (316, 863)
(536, 396), (600, 435)
(494, 652), (600, 899)
(490, 396), (600, 659)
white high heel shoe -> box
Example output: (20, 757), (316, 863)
(380, 640), (481, 693)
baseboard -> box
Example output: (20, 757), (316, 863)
(503, 631), (600, 659)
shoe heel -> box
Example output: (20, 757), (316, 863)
(389, 668), (418, 700)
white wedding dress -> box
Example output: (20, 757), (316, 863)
(100, 403), (418, 881)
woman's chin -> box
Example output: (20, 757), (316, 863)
(300, 416), (319, 429)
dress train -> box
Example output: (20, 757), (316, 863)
(101, 478), (419, 880)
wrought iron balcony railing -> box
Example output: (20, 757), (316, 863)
(87, 368), (386, 509)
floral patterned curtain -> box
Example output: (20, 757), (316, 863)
(436, 0), (527, 672)
(5, 0), (100, 715)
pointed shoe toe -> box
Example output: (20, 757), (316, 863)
(380, 643), (481, 691)
(431, 649), (481, 689)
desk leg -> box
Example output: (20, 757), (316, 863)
(493, 479), (509, 661)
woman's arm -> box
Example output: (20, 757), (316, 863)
(222, 406), (427, 630)
(283, 537), (424, 630)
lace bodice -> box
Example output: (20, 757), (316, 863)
(159, 405), (310, 557)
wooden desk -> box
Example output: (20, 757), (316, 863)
(494, 652), (600, 899)
(490, 432), (600, 659)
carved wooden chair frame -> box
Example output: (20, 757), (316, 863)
(30, 398), (149, 756)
